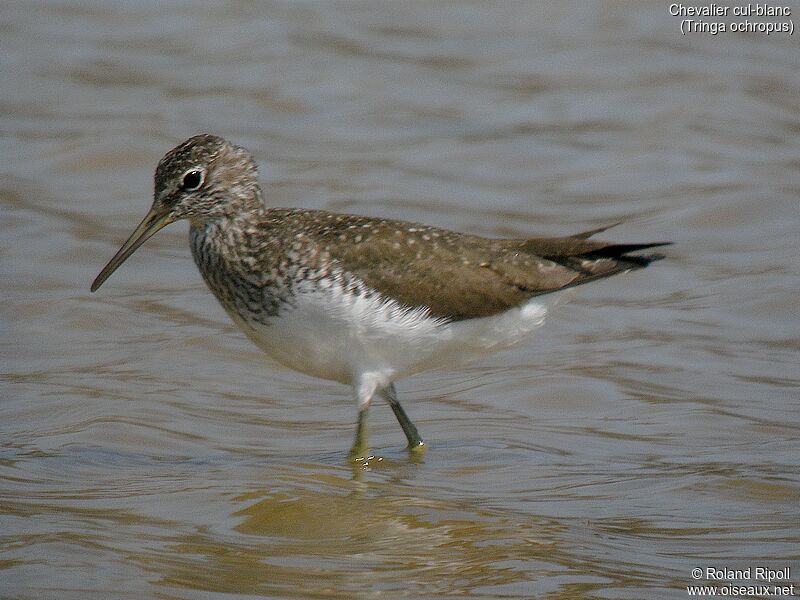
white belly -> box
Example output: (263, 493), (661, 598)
(228, 278), (563, 390)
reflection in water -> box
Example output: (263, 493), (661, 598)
(2, 1), (800, 598)
(143, 471), (569, 598)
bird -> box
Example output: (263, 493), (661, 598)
(91, 134), (670, 460)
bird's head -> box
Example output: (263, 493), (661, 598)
(91, 134), (261, 292)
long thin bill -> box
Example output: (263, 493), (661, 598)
(90, 209), (173, 292)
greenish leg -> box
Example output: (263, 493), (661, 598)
(384, 384), (425, 452)
(348, 407), (370, 461)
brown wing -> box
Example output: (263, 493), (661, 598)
(329, 220), (669, 321)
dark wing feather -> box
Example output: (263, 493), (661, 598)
(569, 222), (623, 239)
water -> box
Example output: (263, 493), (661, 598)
(2, 2), (799, 598)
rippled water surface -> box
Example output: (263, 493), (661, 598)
(2, 2), (799, 598)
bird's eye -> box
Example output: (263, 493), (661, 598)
(181, 169), (204, 191)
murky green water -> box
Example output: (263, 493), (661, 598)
(2, 2), (798, 598)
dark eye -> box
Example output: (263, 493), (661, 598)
(182, 169), (204, 191)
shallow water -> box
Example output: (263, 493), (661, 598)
(2, 2), (799, 598)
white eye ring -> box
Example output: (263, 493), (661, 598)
(181, 168), (205, 191)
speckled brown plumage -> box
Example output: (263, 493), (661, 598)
(189, 205), (667, 322)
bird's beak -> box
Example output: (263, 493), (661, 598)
(90, 209), (173, 292)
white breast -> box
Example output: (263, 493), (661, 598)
(229, 273), (562, 394)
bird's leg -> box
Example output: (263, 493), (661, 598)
(348, 407), (370, 462)
(348, 377), (375, 462)
(382, 383), (425, 452)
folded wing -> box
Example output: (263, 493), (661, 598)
(331, 222), (670, 321)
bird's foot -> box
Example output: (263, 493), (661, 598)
(348, 447), (385, 470)
(407, 440), (426, 454)
(347, 439), (380, 467)
(347, 443), (373, 463)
